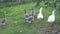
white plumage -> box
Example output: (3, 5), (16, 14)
(37, 7), (43, 19)
(47, 10), (56, 23)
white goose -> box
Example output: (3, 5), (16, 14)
(47, 9), (56, 23)
(37, 7), (43, 19)
(47, 9), (56, 26)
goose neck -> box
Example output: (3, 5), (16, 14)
(52, 11), (55, 16)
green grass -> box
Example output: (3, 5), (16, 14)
(0, 2), (60, 34)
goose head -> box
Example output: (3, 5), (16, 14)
(3, 11), (6, 18)
(40, 7), (43, 13)
(52, 9), (56, 15)
(31, 7), (34, 12)
(24, 8), (26, 14)
(31, 7), (34, 10)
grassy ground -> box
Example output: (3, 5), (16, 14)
(0, 2), (60, 34)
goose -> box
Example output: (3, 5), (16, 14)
(47, 9), (56, 26)
(27, 8), (34, 23)
(30, 8), (35, 21)
(24, 9), (29, 20)
(1, 11), (7, 26)
(37, 7), (43, 19)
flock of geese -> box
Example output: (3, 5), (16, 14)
(1, 7), (56, 27)
(24, 7), (56, 26)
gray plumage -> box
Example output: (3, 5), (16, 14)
(27, 8), (35, 23)
(24, 9), (29, 20)
(24, 8), (34, 23)
(31, 8), (35, 16)
(27, 16), (34, 23)
(2, 11), (7, 26)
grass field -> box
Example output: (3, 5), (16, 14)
(0, 2), (60, 34)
